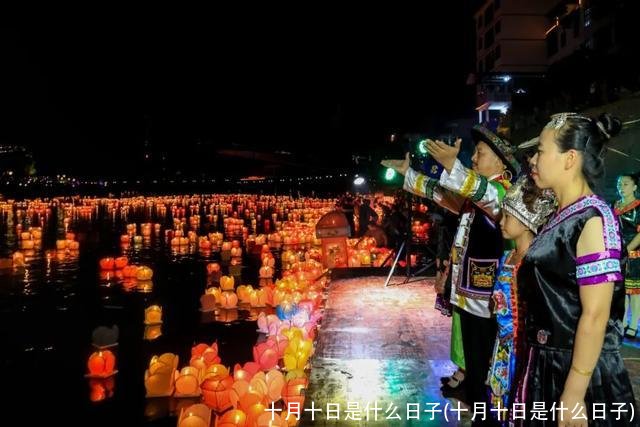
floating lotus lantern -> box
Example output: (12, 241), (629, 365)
(122, 265), (138, 278)
(220, 275), (235, 292)
(276, 302), (299, 321)
(201, 372), (233, 412)
(283, 337), (313, 371)
(134, 235), (143, 244)
(236, 285), (253, 304)
(144, 353), (179, 397)
(249, 288), (268, 307)
(266, 335), (290, 359)
(99, 257), (115, 270)
(252, 342), (279, 371)
(145, 305), (163, 325)
(136, 265), (154, 280)
(87, 350), (117, 377)
(200, 291), (218, 312)
(281, 377), (308, 410)
(12, 251), (25, 267)
(214, 409), (247, 427)
(120, 234), (131, 244)
(220, 292), (238, 309)
(177, 403), (211, 427)
(114, 256), (128, 269)
(257, 313), (281, 335)
(56, 239), (68, 250)
(174, 367), (202, 397)
(245, 403), (267, 427)
(190, 342), (221, 371)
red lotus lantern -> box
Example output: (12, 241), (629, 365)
(87, 350), (117, 377)
(114, 256), (128, 269)
(214, 409), (247, 427)
(282, 378), (308, 409)
(99, 257), (116, 270)
(190, 342), (221, 370)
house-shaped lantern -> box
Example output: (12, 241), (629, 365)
(315, 210), (350, 269)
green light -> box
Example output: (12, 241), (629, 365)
(385, 168), (396, 181)
(417, 139), (428, 155)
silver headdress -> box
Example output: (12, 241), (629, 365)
(544, 112), (591, 131)
(501, 175), (557, 233)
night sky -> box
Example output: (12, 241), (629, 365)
(1, 5), (480, 177)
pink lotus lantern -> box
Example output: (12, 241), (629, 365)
(266, 335), (289, 359)
(252, 342), (278, 370)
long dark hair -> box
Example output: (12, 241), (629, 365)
(554, 113), (622, 189)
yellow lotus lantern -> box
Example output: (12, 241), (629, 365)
(249, 288), (267, 307)
(136, 265), (154, 280)
(144, 353), (179, 397)
(177, 403), (211, 427)
(220, 275), (235, 292)
(283, 337), (313, 371)
(236, 285), (253, 304)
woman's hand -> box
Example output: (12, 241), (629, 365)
(381, 152), (411, 176)
(557, 392), (588, 427)
(426, 138), (462, 174)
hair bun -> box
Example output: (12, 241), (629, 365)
(596, 113), (622, 140)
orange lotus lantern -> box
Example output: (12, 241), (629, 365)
(190, 342), (221, 370)
(220, 292), (238, 309)
(145, 305), (163, 325)
(99, 257), (116, 270)
(206, 262), (221, 275)
(281, 377), (308, 409)
(174, 367), (202, 397)
(144, 353), (179, 397)
(136, 265), (154, 280)
(177, 403), (211, 427)
(252, 342), (278, 371)
(56, 239), (68, 250)
(220, 276), (235, 292)
(68, 240), (80, 251)
(245, 403), (267, 427)
(200, 292), (218, 312)
(257, 412), (284, 427)
(265, 369), (286, 403)
(87, 350), (117, 377)
(114, 256), (128, 269)
(214, 409), (247, 427)
(201, 374), (233, 412)
(12, 251), (25, 267)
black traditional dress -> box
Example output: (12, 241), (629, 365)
(615, 199), (640, 294)
(516, 195), (638, 426)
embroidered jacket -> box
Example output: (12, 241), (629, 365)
(404, 160), (510, 318)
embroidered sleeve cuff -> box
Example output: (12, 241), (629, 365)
(576, 253), (622, 286)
